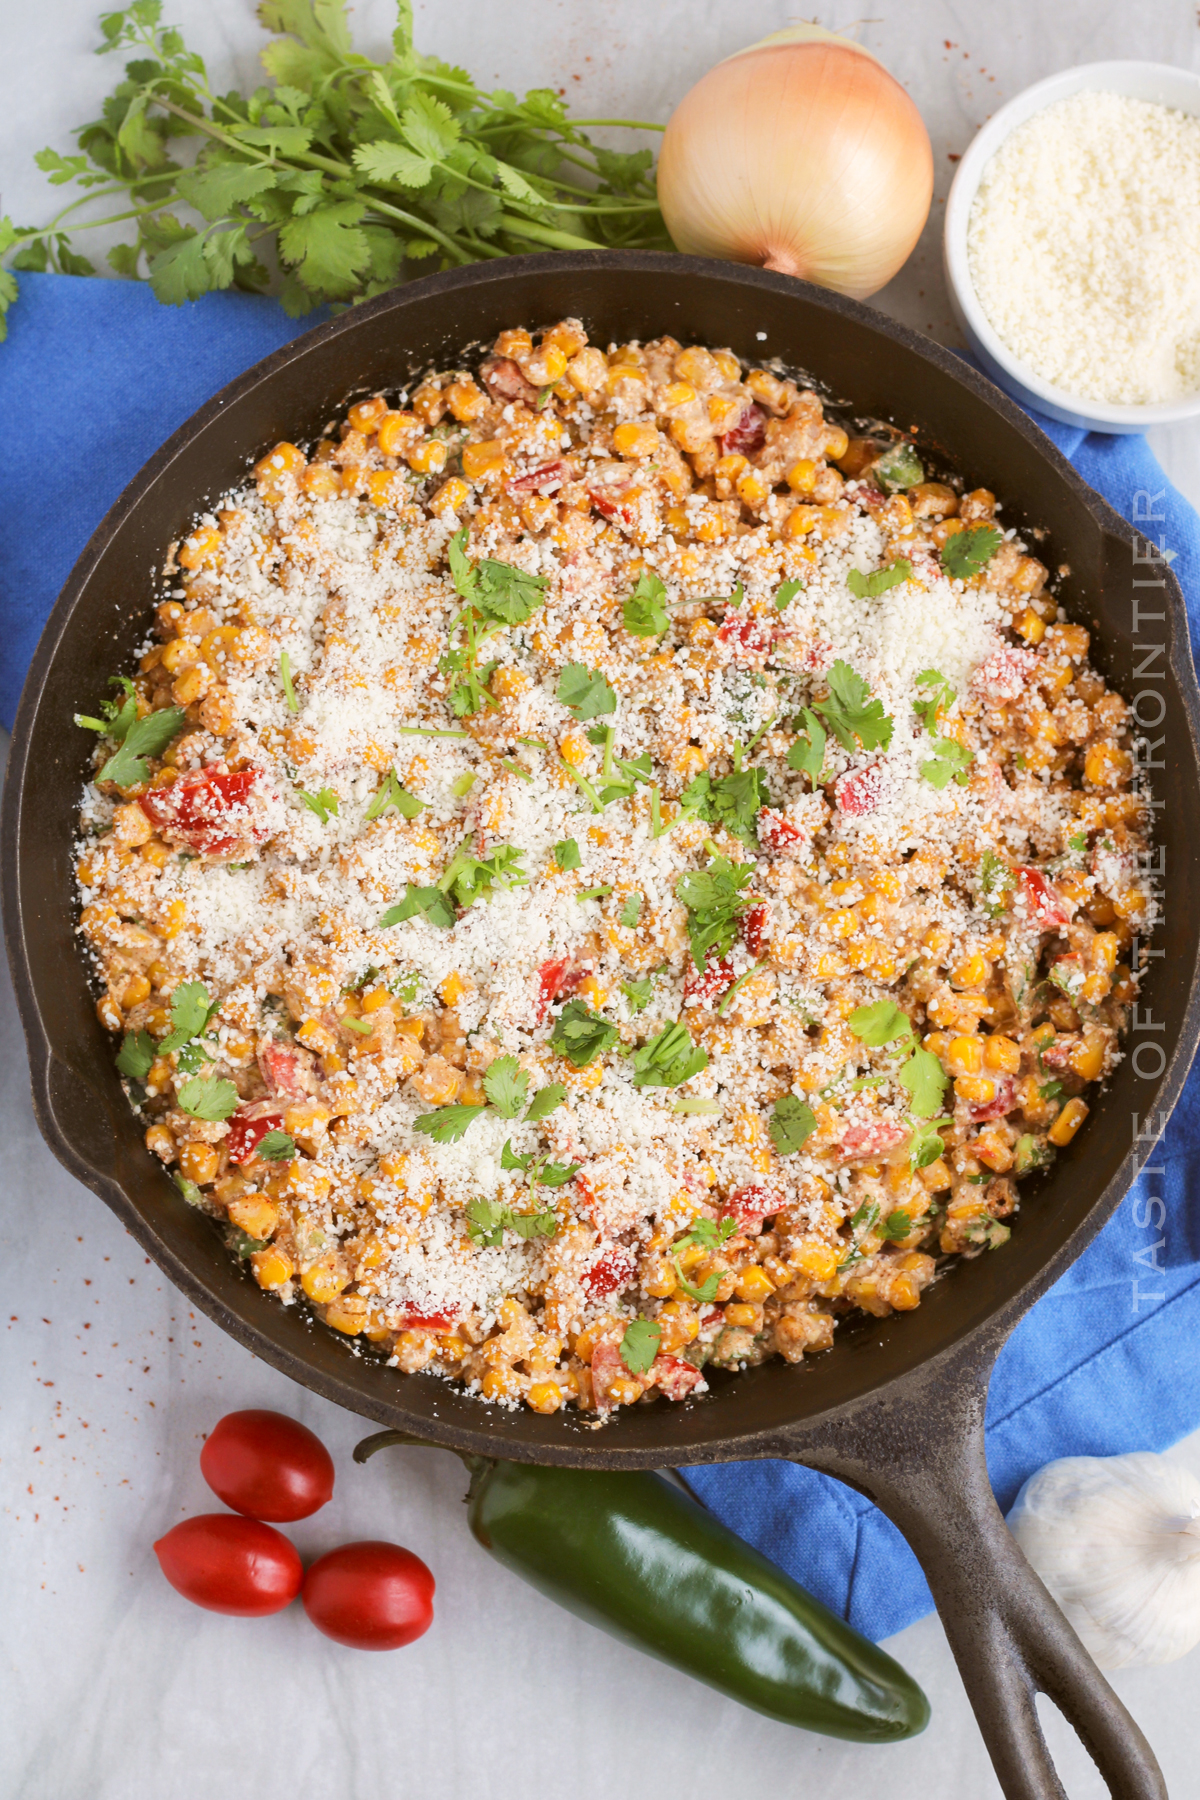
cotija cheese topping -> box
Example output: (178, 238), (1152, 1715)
(968, 89), (1200, 406)
(75, 318), (1152, 1416)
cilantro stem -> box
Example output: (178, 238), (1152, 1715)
(717, 961), (766, 1017)
(559, 759), (603, 813)
(397, 726), (471, 739)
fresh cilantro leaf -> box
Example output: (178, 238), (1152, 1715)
(473, 556), (548, 625)
(174, 1042), (208, 1074)
(554, 837), (581, 871)
(621, 976), (653, 1014)
(786, 708), (827, 785)
(619, 1318), (662, 1375)
(873, 443), (924, 492)
(1067, 832), (1087, 854)
(438, 840), (527, 908)
(909, 1116), (951, 1171)
(299, 786), (339, 823)
(1039, 1078), (1065, 1100)
(846, 560), (912, 601)
(921, 736), (974, 789)
(881, 1209), (914, 1241)
(483, 1055), (530, 1119)
(500, 1139), (533, 1172)
(849, 1201), (880, 1232)
(848, 1000), (914, 1048)
(774, 578), (804, 611)
(466, 1196), (505, 1246)
(899, 1048), (949, 1118)
(158, 980), (219, 1054)
(941, 525), (1003, 580)
(365, 770), (427, 821)
(913, 669), (956, 734)
(280, 651), (298, 713)
(815, 660), (894, 752)
(505, 1207), (558, 1240)
(535, 1159), (579, 1189)
(116, 1029), (155, 1082)
(680, 768), (772, 848)
(379, 883), (457, 929)
(75, 675), (137, 743)
(670, 1216), (737, 1302)
(979, 850), (1014, 919)
(675, 855), (754, 971)
(557, 662), (617, 720)
(176, 1076), (238, 1122)
(525, 1082), (566, 1122)
(547, 998), (620, 1068)
(258, 1130), (296, 1161)
(629, 1020), (709, 1089)
(622, 569), (670, 637)
(414, 1104), (489, 1143)
(769, 1091), (818, 1155)
(96, 707), (186, 786)
(619, 892), (643, 928)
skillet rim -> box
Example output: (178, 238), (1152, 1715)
(5, 249), (1200, 1467)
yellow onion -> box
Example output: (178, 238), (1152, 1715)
(657, 25), (933, 299)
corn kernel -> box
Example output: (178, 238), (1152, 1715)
(787, 458), (819, 494)
(951, 952), (990, 990)
(789, 1238), (838, 1282)
(227, 1195), (279, 1240)
(735, 1265), (775, 1303)
(251, 1247), (294, 1289)
(527, 1379), (563, 1414)
(462, 439), (507, 483)
(301, 1256), (349, 1304)
(612, 421), (660, 460)
(179, 1141), (219, 1186)
(946, 1034), (984, 1076)
(983, 1035), (1021, 1074)
(955, 1073), (997, 1105)
(145, 1123), (175, 1163)
(1049, 1097), (1089, 1147)
(1016, 608), (1047, 645)
(407, 439), (448, 476)
(439, 971), (469, 1008)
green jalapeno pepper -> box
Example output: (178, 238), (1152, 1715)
(355, 1433), (929, 1743)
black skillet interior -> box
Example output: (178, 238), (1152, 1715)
(7, 252), (1200, 1471)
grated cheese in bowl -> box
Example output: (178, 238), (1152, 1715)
(73, 320), (1152, 1418)
(966, 88), (1200, 407)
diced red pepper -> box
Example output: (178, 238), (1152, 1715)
(480, 356), (538, 407)
(258, 1037), (317, 1101)
(725, 1184), (785, 1230)
(649, 1355), (706, 1401)
(757, 808), (808, 857)
(1041, 1035), (1077, 1071)
(582, 1245), (637, 1300)
(1019, 866), (1071, 930)
(972, 646), (1039, 703)
(395, 1308), (457, 1331)
(717, 609), (775, 659)
(587, 483), (640, 530)
(507, 459), (570, 496)
(589, 1338), (626, 1411)
(140, 769), (268, 858)
(967, 1077), (1016, 1123)
(225, 1108), (284, 1166)
(535, 956), (582, 1025)
(718, 403), (767, 457)
(740, 902), (770, 958)
(838, 1119), (908, 1159)
(683, 954), (734, 1008)
(834, 762), (884, 817)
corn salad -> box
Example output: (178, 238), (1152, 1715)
(74, 318), (1152, 1416)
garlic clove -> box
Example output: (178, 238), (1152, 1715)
(1008, 1452), (1200, 1669)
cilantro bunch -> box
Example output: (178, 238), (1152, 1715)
(0, 0), (671, 338)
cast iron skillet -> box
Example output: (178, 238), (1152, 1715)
(4, 253), (1198, 1800)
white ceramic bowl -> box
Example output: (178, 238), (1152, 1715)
(943, 61), (1200, 434)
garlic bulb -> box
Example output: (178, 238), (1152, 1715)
(1008, 1453), (1200, 1669)
(657, 25), (933, 299)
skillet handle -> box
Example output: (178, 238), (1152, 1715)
(783, 1364), (1165, 1800)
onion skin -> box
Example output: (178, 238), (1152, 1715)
(658, 31), (933, 300)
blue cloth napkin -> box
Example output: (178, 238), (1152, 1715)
(4, 273), (1200, 1643)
